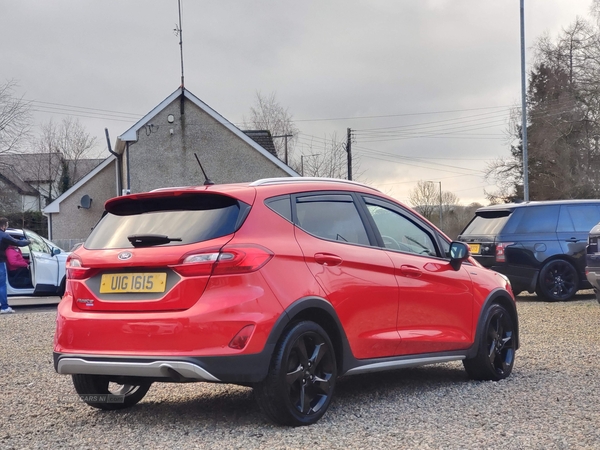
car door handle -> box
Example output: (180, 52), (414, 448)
(565, 238), (582, 243)
(400, 265), (422, 277)
(314, 253), (343, 266)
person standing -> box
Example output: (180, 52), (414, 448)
(0, 218), (31, 314)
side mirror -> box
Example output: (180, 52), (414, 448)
(449, 241), (470, 271)
(52, 247), (61, 256)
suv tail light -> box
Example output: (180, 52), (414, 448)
(495, 242), (514, 263)
(588, 236), (598, 254)
(66, 254), (96, 280)
(170, 244), (274, 277)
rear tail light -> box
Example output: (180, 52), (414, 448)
(588, 236), (598, 254)
(66, 254), (96, 280)
(170, 244), (273, 277)
(495, 242), (514, 263)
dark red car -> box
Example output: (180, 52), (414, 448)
(54, 178), (518, 426)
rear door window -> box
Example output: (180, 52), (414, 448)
(85, 193), (249, 249)
(295, 194), (369, 245)
(510, 205), (560, 234)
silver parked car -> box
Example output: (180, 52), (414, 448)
(5, 228), (69, 297)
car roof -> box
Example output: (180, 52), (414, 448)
(107, 178), (384, 211)
(477, 199), (600, 212)
(147, 178), (379, 193)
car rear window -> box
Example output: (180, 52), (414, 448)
(84, 194), (249, 249)
(460, 210), (512, 236)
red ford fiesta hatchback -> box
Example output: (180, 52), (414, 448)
(54, 178), (518, 426)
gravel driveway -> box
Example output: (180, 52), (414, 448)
(1, 294), (599, 449)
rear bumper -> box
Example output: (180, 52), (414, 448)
(585, 266), (600, 292)
(53, 349), (274, 384)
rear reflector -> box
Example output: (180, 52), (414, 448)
(229, 324), (255, 350)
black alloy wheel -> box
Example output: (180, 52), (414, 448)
(537, 259), (578, 302)
(464, 304), (516, 381)
(255, 321), (337, 426)
(71, 374), (152, 410)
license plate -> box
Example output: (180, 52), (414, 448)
(100, 273), (167, 294)
(468, 244), (481, 254)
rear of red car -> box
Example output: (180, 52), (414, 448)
(54, 186), (294, 383)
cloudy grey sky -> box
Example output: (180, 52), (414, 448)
(1, 0), (594, 204)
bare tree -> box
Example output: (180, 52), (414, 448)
(245, 91), (299, 162)
(408, 181), (441, 221)
(55, 117), (99, 183)
(0, 79), (31, 155)
(408, 180), (465, 234)
(33, 117), (99, 197)
(294, 133), (346, 177)
(445, 201), (482, 240)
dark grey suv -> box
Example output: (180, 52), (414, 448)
(458, 200), (600, 301)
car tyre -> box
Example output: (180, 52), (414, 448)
(254, 321), (337, 426)
(536, 259), (578, 302)
(71, 374), (151, 410)
(463, 304), (516, 381)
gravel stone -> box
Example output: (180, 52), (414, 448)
(1, 294), (599, 449)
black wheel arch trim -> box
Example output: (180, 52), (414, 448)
(266, 296), (356, 375)
(466, 288), (519, 359)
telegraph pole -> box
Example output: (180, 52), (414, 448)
(520, 0), (529, 201)
(346, 128), (352, 180)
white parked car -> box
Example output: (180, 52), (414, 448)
(5, 228), (69, 297)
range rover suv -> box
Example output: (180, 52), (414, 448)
(54, 178), (518, 426)
(458, 200), (600, 301)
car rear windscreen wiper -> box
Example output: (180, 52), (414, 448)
(127, 234), (183, 247)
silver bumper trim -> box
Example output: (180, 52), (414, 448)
(57, 358), (221, 382)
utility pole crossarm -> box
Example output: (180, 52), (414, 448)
(272, 134), (293, 165)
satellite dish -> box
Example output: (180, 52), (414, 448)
(79, 194), (92, 209)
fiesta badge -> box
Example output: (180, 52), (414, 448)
(118, 251), (133, 261)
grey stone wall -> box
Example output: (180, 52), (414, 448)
(49, 160), (117, 241)
(124, 98), (289, 193)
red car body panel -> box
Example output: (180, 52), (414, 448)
(294, 226), (401, 359)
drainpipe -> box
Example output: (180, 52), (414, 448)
(126, 142), (131, 194)
(104, 128), (122, 196)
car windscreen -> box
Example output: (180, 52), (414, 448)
(84, 194), (249, 249)
(460, 210), (512, 237)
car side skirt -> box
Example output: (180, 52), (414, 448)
(343, 353), (466, 376)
